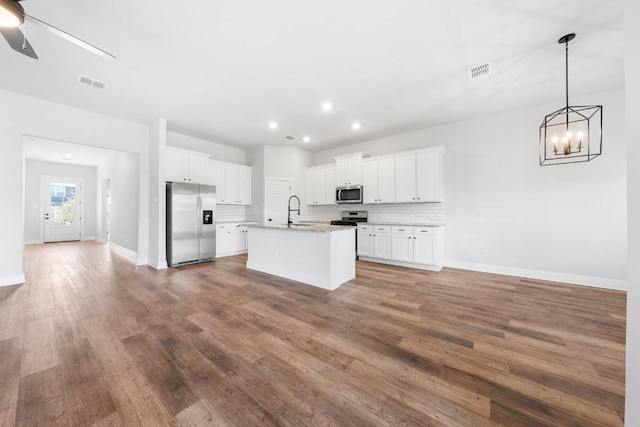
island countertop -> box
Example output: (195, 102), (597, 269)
(246, 223), (354, 233)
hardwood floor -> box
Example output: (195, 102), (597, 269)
(0, 241), (625, 426)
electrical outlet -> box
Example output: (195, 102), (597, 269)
(481, 249), (489, 257)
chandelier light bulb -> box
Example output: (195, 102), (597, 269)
(577, 131), (584, 140)
(552, 136), (559, 144)
(566, 131), (573, 139)
(0, 1), (23, 28)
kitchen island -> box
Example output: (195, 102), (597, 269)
(246, 223), (355, 290)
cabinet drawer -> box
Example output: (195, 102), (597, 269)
(358, 225), (372, 231)
(391, 226), (414, 234)
(414, 227), (438, 235)
(372, 225), (391, 233)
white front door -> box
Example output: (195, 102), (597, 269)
(43, 177), (82, 243)
(264, 178), (292, 224)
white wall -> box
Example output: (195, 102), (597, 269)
(24, 160), (98, 243)
(0, 89), (149, 287)
(96, 151), (140, 253)
(312, 88), (627, 287)
(625, 0), (639, 422)
(167, 131), (247, 164)
(148, 118), (168, 269)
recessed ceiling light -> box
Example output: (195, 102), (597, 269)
(302, 136), (311, 143)
(63, 153), (73, 161)
(268, 121), (278, 130)
(321, 102), (333, 112)
(352, 122), (362, 130)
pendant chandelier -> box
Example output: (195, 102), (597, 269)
(539, 33), (602, 166)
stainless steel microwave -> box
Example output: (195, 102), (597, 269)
(336, 185), (363, 204)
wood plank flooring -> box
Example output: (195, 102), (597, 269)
(0, 241), (626, 426)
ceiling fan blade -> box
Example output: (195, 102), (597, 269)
(24, 14), (115, 61)
(0, 27), (38, 59)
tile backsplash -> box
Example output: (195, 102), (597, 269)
(299, 203), (445, 224)
(215, 205), (247, 222)
(218, 203), (445, 225)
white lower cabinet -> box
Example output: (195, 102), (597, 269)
(216, 223), (255, 257)
(357, 225), (391, 259)
(359, 224), (443, 271)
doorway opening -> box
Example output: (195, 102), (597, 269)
(42, 176), (83, 243)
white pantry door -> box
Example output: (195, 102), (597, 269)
(264, 178), (292, 224)
(43, 177), (83, 242)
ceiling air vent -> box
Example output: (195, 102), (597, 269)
(468, 63), (491, 80)
(77, 74), (107, 90)
(285, 136), (295, 140)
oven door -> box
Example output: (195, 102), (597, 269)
(336, 186), (363, 204)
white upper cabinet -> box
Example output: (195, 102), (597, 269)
(362, 157), (395, 204)
(335, 153), (363, 186)
(394, 148), (444, 203)
(416, 151), (443, 202)
(222, 164), (252, 205)
(394, 154), (417, 202)
(206, 159), (252, 205)
(166, 149), (208, 184)
(237, 166), (252, 205)
(306, 165), (336, 205)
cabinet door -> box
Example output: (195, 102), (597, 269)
(391, 234), (414, 262)
(324, 167), (336, 205)
(395, 154), (416, 202)
(373, 233), (392, 259)
(306, 169), (317, 206)
(357, 232), (374, 257)
(216, 225), (232, 255)
(315, 168), (327, 205)
(361, 160), (378, 204)
(377, 158), (395, 203)
(230, 227), (245, 252)
(223, 165), (239, 205)
(205, 160), (225, 194)
(413, 235), (435, 265)
(188, 156), (207, 184)
(166, 151), (188, 182)
(238, 167), (252, 205)
(336, 158), (349, 186)
(347, 156), (362, 186)
(416, 151), (443, 202)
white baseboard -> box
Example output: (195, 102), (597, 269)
(24, 240), (42, 245)
(444, 260), (627, 291)
(108, 242), (137, 260)
(136, 258), (149, 266)
(81, 236), (96, 241)
(148, 260), (168, 270)
(0, 274), (26, 287)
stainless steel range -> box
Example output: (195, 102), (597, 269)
(330, 211), (368, 226)
(330, 211), (368, 258)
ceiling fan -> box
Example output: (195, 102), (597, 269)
(0, 0), (115, 60)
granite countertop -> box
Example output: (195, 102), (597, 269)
(247, 223), (354, 233)
(216, 221), (258, 224)
(358, 222), (445, 227)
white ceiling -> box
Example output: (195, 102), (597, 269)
(1, 0), (624, 152)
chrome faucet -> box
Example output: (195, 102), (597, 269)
(287, 195), (301, 225)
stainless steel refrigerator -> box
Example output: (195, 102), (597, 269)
(166, 182), (216, 267)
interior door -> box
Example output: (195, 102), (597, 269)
(264, 178), (292, 224)
(43, 177), (82, 243)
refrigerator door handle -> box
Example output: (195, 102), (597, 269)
(197, 194), (202, 237)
